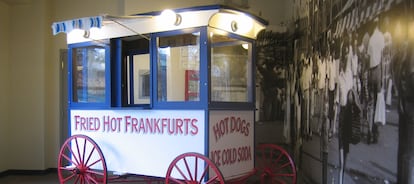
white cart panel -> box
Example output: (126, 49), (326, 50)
(209, 110), (254, 180)
(70, 109), (205, 178)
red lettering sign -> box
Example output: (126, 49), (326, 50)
(212, 116), (251, 142)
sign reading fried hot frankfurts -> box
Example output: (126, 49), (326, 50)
(70, 109), (205, 179)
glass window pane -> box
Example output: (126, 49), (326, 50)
(157, 32), (200, 102)
(72, 46), (106, 103)
(127, 54), (150, 105)
(211, 34), (252, 102)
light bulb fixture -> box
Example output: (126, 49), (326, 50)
(83, 30), (90, 38)
(175, 14), (182, 26)
(231, 20), (238, 32)
(160, 9), (182, 26)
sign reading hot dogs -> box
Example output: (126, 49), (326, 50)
(209, 110), (255, 178)
(212, 116), (251, 141)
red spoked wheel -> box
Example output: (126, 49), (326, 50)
(58, 134), (107, 184)
(165, 152), (225, 184)
(256, 144), (296, 184)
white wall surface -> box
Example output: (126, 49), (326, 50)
(0, 0), (125, 172)
(7, 0), (48, 170)
(0, 1), (10, 173)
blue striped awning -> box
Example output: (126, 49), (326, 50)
(52, 16), (103, 35)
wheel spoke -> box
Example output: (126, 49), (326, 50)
(61, 172), (77, 183)
(85, 176), (92, 184)
(59, 166), (75, 171)
(84, 146), (96, 168)
(198, 165), (209, 183)
(86, 158), (103, 169)
(194, 156), (198, 181)
(273, 152), (283, 167)
(82, 138), (87, 166)
(169, 177), (186, 184)
(74, 175), (81, 184)
(269, 148), (274, 162)
(274, 173), (295, 177)
(62, 153), (79, 167)
(85, 169), (105, 176)
(84, 172), (100, 184)
(183, 157), (194, 181)
(174, 164), (189, 181)
(205, 175), (219, 184)
(75, 138), (83, 166)
(66, 143), (81, 166)
(274, 162), (292, 173)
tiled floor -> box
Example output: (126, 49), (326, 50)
(0, 172), (164, 183)
(0, 171), (58, 184)
(0, 172), (305, 184)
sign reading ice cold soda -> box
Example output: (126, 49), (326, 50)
(209, 110), (254, 179)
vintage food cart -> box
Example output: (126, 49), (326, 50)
(52, 5), (296, 183)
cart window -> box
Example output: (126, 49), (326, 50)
(211, 33), (252, 102)
(157, 32), (200, 102)
(72, 46), (107, 103)
(120, 36), (151, 107)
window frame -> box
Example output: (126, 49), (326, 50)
(68, 41), (111, 109)
(124, 50), (151, 108)
(207, 28), (256, 110)
(151, 27), (208, 109)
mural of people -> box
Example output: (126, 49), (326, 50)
(256, 31), (288, 122)
(393, 19), (414, 184)
(292, 0), (410, 183)
(253, 0), (412, 183)
(337, 34), (354, 184)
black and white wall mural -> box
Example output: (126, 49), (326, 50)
(255, 0), (414, 183)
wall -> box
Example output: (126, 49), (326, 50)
(124, 0), (218, 16)
(248, 0), (293, 32)
(53, 0), (124, 21)
(0, 0), (125, 171)
(0, 1), (10, 173)
(7, 0), (48, 170)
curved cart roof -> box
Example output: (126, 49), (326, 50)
(52, 5), (268, 44)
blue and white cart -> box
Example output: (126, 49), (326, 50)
(52, 5), (296, 184)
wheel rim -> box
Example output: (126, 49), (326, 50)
(165, 152), (225, 184)
(256, 144), (296, 184)
(58, 135), (107, 184)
